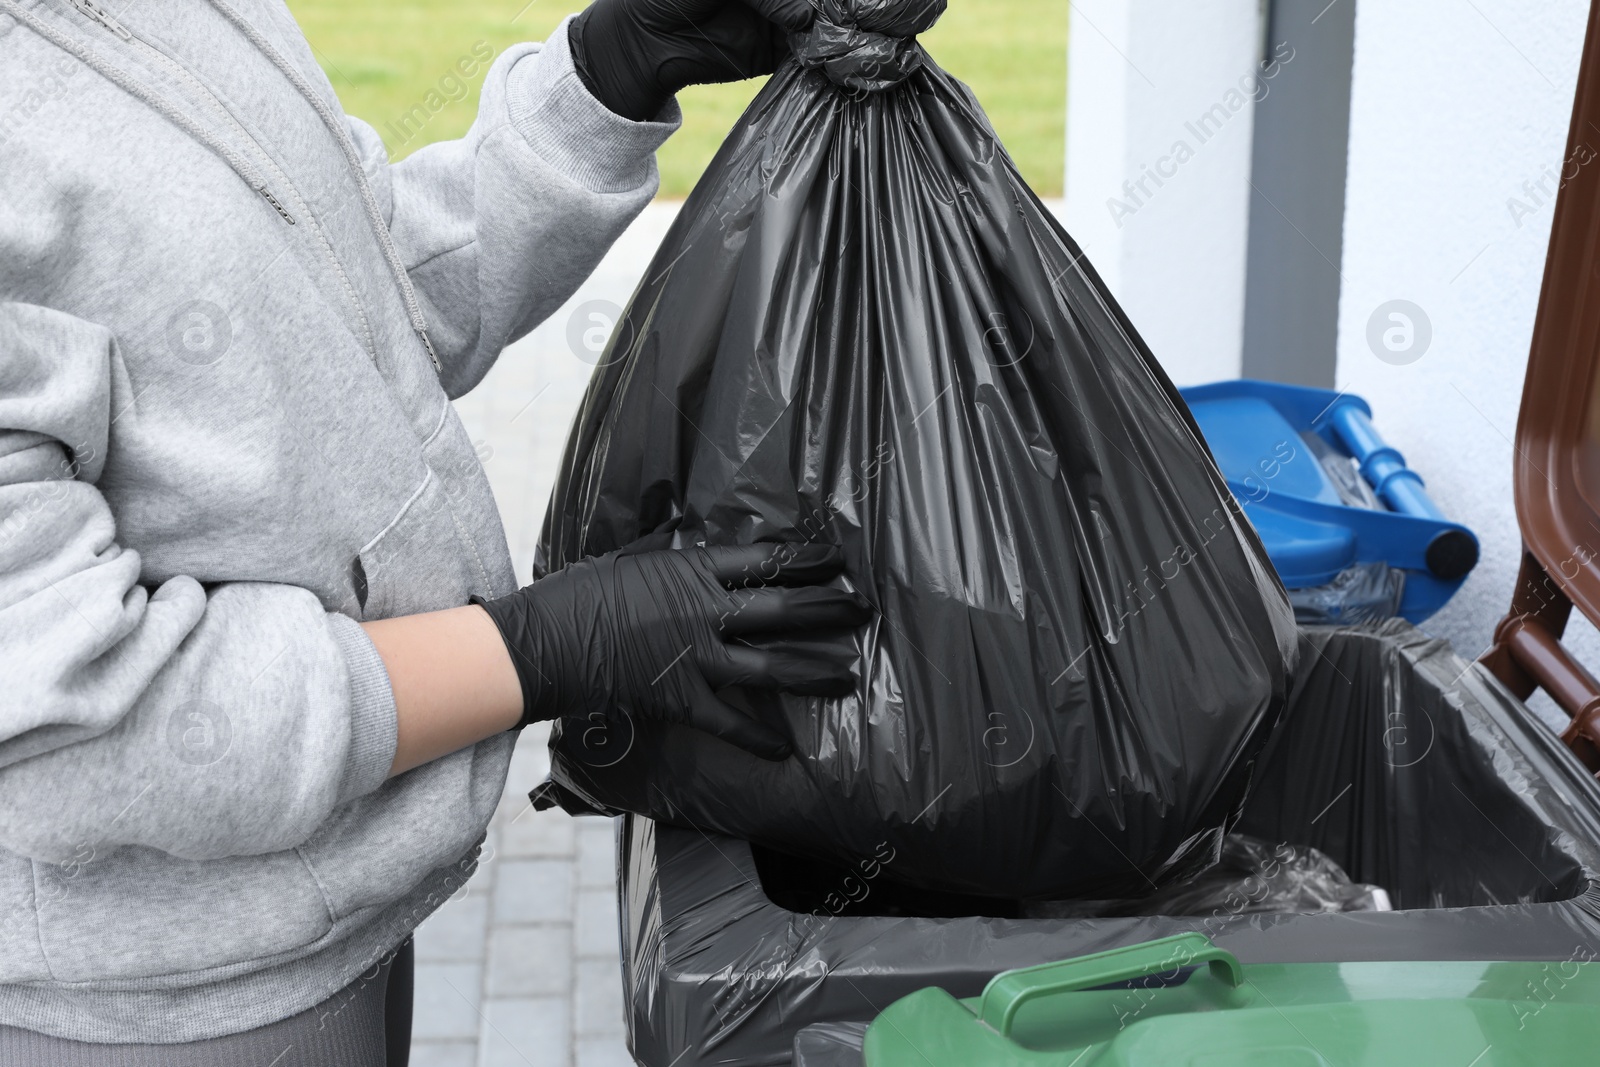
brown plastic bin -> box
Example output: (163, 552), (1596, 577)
(1482, 0), (1600, 771)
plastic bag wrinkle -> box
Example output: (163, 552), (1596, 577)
(535, 35), (1297, 898)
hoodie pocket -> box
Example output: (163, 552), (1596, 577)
(309, 460), (514, 919)
(30, 846), (334, 982)
(354, 470), (480, 621)
(289, 730), (512, 921)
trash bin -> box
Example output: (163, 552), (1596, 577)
(615, 621), (1600, 1066)
(599, 2), (1600, 1062)
(859, 933), (1600, 1065)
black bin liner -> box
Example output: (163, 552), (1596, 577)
(617, 623), (1600, 1067)
(533, 0), (1297, 900)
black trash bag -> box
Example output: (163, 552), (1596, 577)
(531, 0), (1299, 898)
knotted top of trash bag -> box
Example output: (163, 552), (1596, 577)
(790, 0), (947, 93)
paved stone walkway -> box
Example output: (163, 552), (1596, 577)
(408, 723), (628, 1067)
(413, 203), (681, 1067)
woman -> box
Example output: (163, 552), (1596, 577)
(0, 0), (862, 1061)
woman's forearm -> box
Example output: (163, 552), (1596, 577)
(362, 605), (524, 777)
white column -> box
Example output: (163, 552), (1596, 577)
(1333, 0), (1588, 662)
(1064, 0), (1265, 385)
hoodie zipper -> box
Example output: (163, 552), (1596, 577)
(6, 0), (302, 232)
(45, 0), (440, 373)
(65, 0), (127, 39)
(200, 0), (443, 372)
(93, 19), (300, 231)
(99, 22), (308, 233)
(59, 3), (387, 363)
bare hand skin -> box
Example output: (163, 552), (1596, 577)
(362, 605), (524, 777)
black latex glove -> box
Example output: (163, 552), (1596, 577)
(476, 541), (869, 759)
(569, 0), (817, 122)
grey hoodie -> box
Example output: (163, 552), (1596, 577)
(0, 0), (674, 1043)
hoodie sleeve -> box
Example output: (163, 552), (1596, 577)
(344, 18), (679, 400)
(0, 302), (397, 864)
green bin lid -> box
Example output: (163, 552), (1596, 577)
(862, 933), (1600, 1065)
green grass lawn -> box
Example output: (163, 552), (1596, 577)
(287, 0), (1067, 197)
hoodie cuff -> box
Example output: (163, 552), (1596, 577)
(328, 612), (399, 802)
(504, 15), (681, 195)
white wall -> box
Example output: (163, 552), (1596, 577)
(1334, 0), (1592, 667)
(1065, 0), (1264, 385)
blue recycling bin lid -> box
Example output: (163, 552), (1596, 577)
(1177, 380), (1478, 623)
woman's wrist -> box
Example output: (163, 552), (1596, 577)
(362, 604), (525, 778)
